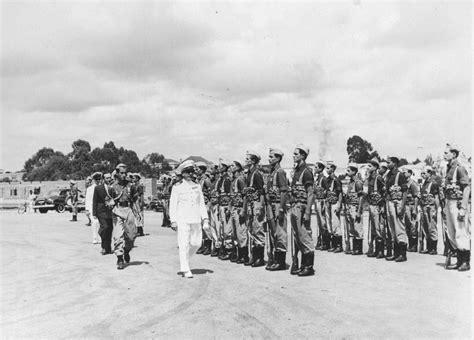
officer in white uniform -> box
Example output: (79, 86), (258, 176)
(170, 160), (210, 278)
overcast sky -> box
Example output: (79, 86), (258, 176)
(1, 1), (472, 171)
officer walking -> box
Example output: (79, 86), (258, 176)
(289, 144), (315, 276)
(169, 160), (210, 278)
(266, 148), (289, 271)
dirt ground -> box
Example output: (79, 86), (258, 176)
(0, 210), (471, 339)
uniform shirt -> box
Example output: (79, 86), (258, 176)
(246, 168), (264, 190)
(367, 173), (385, 195)
(291, 162), (314, 189)
(267, 165), (289, 192)
(314, 173), (327, 189)
(230, 176), (246, 207)
(325, 174), (342, 196)
(406, 178), (420, 204)
(385, 168), (408, 193)
(169, 179), (208, 224)
(445, 159), (470, 190)
(110, 181), (137, 204)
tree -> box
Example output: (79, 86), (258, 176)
(346, 135), (380, 163)
(413, 158), (421, 165)
(399, 158), (409, 166)
(424, 154), (434, 166)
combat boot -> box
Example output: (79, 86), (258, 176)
(328, 235), (336, 252)
(376, 240), (385, 259)
(137, 227), (144, 237)
(366, 241), (375, 257)
(345, 238), (353, 255)
(333, 236), (343, 253)
(70, 215), (77, 222)
(321, 233), (330, 251)
(429, 240), (438, 255)
(420, 239), (431, 254)
(446, 250), (461, 270)
(386, 242), (399, 261)
(315, 235), (322, 250)
(117, 256), (124, 270)
(458, 251), (470, 272)
(386, 241), (393, 258)
(230, 247), (239, 262)
(244, 247), (256, 266)
(298, 252), (315, 276)
(269, 252), (287, 271)
(196, 241), (206, 254)
(352, 239), (363, 255)
(290, 254), (301, 275)
(210, 246), (220, 257)
(220, 248), (231, 260)
(124, 249), (130, 263)
(202, 240), (212, 255)
(252, 247), (265, 267)
(395, 242), (407, 262)
(407, 238), (417, 252)
(237, 246), (248, 264)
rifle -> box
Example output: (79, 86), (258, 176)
(417, 206), (424, 253)
(341, 195), (351, 253)
(262, 187), (275, 267)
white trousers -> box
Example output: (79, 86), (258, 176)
(91, 217), (100, 243)
(444, 199), (471, 251)
(177, 223), (202, 272)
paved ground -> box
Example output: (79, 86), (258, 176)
(0, 210), (471, 339)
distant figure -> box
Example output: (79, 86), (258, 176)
(84, 176), (93, 226)
(86, 173), (102, 244)
(69, 180), (79, 222)
(28, 190), (37, 214)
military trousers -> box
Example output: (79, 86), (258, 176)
(248, 201), (266, 247)
(177, 222), (202, 273)
(404, 204), (417, 241)
(202, 203), (212, 240)
(325, 202), (342, 237)
(219, 206), (233, 249)
(209, 204), (222, 248)
(112, 207), (136, 256)
(444, 199), (471, 251)
(314, 199), (328, 236)
(368, 205), (385, 240)
(386, 200), (408, 244)
(345, 204), (364, 239)
(420, 205), (438, 242)
(230, 207), (248, 248)
(290, 203), (315, 254)
(268, 203), (288, 252)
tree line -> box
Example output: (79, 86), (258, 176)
(22, 140), (172, 181)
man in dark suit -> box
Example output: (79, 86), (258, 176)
(93, 173), (114, 255)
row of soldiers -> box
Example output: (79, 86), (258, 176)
(164, 143), (471, 275)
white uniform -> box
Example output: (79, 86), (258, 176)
(85, 183), (100, 244)
(169, 179), (209, 273)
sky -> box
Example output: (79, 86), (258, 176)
(1, 1), (472, 171)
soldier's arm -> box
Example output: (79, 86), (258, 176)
(303, 170), (314, 219)
(356, 181), (364, 216)
(277, 170), (288, 212)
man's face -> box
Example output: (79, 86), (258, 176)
(326, 165), (334, 175)
(443, 148), (455, 162)
(387, 160), (395, 170)
(104, 175), (112, 184)
(245, 155), (253, 167)
(293, 149), (303, 163)
(346, 168), (355, 177)
(117, 168), (127, 181)
(403, 171), (410, 179)
(421, 172), (428, 180)
(219, 164), (228, 174)
(268, 153), (279, 165)
(379, 167), (387, 175)
(368, 164), (375, 174)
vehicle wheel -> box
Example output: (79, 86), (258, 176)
(17, 205), (26, 214)
(39, 208), (48, 214)
(56, 204), (66, 213)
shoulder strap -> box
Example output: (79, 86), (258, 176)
(395, 172), (400, 186)
(250, 170), (256, 187)
(452, 166), (459, 184)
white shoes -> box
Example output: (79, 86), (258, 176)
(183, 271), (193, 278)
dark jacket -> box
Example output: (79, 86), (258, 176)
(92, 184), (113, 219)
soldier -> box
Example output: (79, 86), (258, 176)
(133, 173), (145, 237)
(419, 166), (440, 255)
(169, 160), (210, 278)
(344, 164), (364, 255)
(385, 156), (409, 263)
(325, 161), (343, 253)
(265, 148), (289, 271)
(195, 161), (213, 255)
(85, 176), (93, 226)
(288, 144), (315, 276)
(378, 161), (392, 258)
(229, 160), (249, 263)
(161, 175), (172, 228)
(217, 160), (233, 260)
(109, 164), (138, 270)
(209, 165), (222, 257)
(93, 172), (114, 255)
(402, 168), (420, 252)
(313, 161), (329, 250)
(443, 144), (470, 271)
(366, 159), (386, 258)
(243, 151), (266, 267)
(69, 180), (80, 222)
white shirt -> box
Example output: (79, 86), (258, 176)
(85, 183), (96, 213)
(169, 180), (208, 224)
